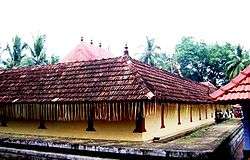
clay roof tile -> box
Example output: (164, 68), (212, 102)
(211, 64), (250, 102)
(0, 56), (212, 103)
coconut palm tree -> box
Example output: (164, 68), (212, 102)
(2, 35), (28, 69)
(155, 53), (182, 76)
(21, 34), (60, 66)
(139, 37), (161, 66)
(226, 45), (250, 79)
(27, 34), (48, 65)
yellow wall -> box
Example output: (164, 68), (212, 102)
(142, 103), (215, 141)
(0, 120), (143, 141)
(0, 103), (220, 141)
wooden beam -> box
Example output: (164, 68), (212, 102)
(1, 105), (7, 127)
(161, 103), (165, 128)
(211, 105), (214, 118)
(178, 104), (181, 125)
(38, 120), (46, 129)
(133, 102), (146, 133)
(38, 104), (46, 129)
(86, 103), (96, 131)
(205, 105), (208, 119)
(190, 105), (193, 122)
(199, 106), (201, 120)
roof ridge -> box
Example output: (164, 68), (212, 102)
(121, 55), (155, 99)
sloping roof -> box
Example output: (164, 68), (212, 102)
(0, 55), (212, 103)
(200, 82), (217, 93)
(61, 43), (113, 63)
(210, 65), (250, 101)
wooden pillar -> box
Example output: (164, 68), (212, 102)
(241, 103), (250, 159)
(199, 106), (201, 120)
(215, 104), (221, 123)
(177, 104), (181, 125)
(38, 104), (46, 129)
(1, 104), (7, 127)
(161, 103), (165, 128)
(190, 105), (193, 122)
(205, 105), (208, 119)
(86, 103), (96, 131)
(134, 101), (146, 133)
(211, 105), (214, 118)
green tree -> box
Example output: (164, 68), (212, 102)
(23, 34), (48, 66)
(139, 37), (161, 66)
(21, 34), (60, 67)
(2, 35), (28, 69)
(207, 43), (234, 85)
(49, 54), (60, 64)
(176, 37), (209, 82)
(154, 53), (182, 76)
(138, 37), (182, 75)
(226, 45), (250, 79)
(176, 37), (233, 86)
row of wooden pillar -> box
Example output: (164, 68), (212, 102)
(0, 102), (147, 133)
(85, 101), (146, 133)
(160, 104), (212, 128)
(0, 102), (216, 133)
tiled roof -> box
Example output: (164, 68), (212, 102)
(210, 65), (250, 101)
(61, 43), (113, 63)
(200, 82), (218, 93)
(0, 55), (212, 103)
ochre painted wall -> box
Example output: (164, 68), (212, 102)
(0, 103), (225, 141)
(0, 120), (143, 141)
(142, 103), (215, 141)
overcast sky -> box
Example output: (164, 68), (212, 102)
(0, 0), (250, 58)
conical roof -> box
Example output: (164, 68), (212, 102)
(210, 65), (250, 101)
(61, 41), (113, 63)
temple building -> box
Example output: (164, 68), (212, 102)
(0, 46), (229, 141)
(61, 37), (113, 63)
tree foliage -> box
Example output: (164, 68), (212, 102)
(21, 34), (60, 67)
(1, 34), (60, 69)
(139, 37), (161, 66)
(138, 37), (184, 76)
(175, 37), (234, 86)
(27, 34), (48, 65)
(49, 54), (60, 64)
(153, 53), (182, 75)
(225, 45), (250, 79)
(2, 35), (28, 69)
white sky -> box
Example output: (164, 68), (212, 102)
(0, 0), (250, 58)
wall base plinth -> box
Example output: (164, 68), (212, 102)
(86, 128), (96, 131)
